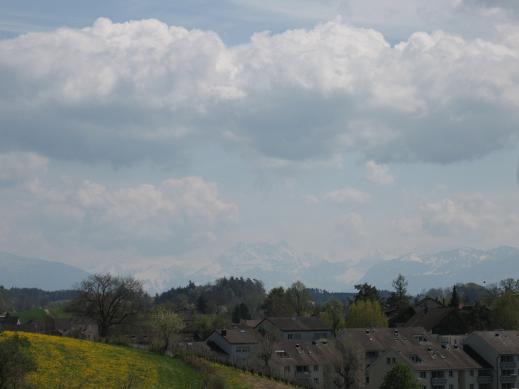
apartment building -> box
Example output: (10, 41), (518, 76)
(343, 327), (481, 389)
(270, 340), (336, 389)
(465, 331), (519, 389)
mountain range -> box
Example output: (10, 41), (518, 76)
(361, 246), (519, 293)
(1, 245), (519, 294)
(0, 251), (89, 290)
(199, 241), (350, 291)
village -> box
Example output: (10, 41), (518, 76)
(2, 274), (519, 389)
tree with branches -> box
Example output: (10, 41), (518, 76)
(70, 273), (148, 338)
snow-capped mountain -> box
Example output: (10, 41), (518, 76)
(194, 241), (351, 291)
(361, 246), (519, 293)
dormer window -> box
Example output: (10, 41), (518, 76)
(275, 350), (289, 358)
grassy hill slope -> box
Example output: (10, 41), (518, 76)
(1, 332), (201, 389)
(1, 332), (295, 389)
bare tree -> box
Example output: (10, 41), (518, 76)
(328, 338), (364, 389)
(71, 273), (148, 338)
(256, 329), (277, 375)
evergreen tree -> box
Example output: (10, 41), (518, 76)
(388, 274), (410, 308)
(354, 283), (380, 303)
(450, 285), (460, 308)
(232, 302), (251, 323)
(263, 287), (294, 317)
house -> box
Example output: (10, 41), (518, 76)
(0, 312), (21, 330)
(270, 340), (336, 389)
(207, 328), (259, 364)
(402, 299), (492, 335)
(255, 317), (333, 342)
(342, 327), (481, 389)
(465, 331), (519, 389)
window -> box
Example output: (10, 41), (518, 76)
(470, 369), (474, 376)
(502, 384), (513, 389)
(387, 357), (391, 365)
(366, 376), (370, 384)
(449, 385), (453, 389)
(276, 350), (289, 358)
(469, 384), (474, 389)
(501, 355), (514, 363)
(502, 369), (514, 376)
(449, 370), (453, 377)
(284, 366), (291, 373)
(313, 365), (319, 372)
(432, 371), (445, 378)
(419, 372), (427, 379)
(366, 351), (378, 359)
(314, 378), (319, 384)
(288, 334), (293, 340)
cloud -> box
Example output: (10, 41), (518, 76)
(459, 0), (519, 15)
(12, 175), (239, 255)
(323, 187), (371, 204)
(0, 18), (518, 167)
(365, 160), (394, 184)
(419, 194), (506, 237)
(0, 152), (48, 186)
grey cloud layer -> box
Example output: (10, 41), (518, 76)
(1, 18), (519, 166)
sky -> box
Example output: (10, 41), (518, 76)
(0, 0), (518, 288)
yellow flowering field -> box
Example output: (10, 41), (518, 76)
(0, 332), (201, 389)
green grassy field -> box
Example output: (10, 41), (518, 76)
(1, 331), (296, 389)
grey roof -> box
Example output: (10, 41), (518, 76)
(343, 327), (480, 371)
(404, 307), (454, 330)
(215, 328), (259, 345)
(258, 317), (332, 332)
(271, 340), (336, 366)
(471, 331), (519, 355)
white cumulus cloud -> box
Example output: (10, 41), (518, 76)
(0, 18), (518, 167)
